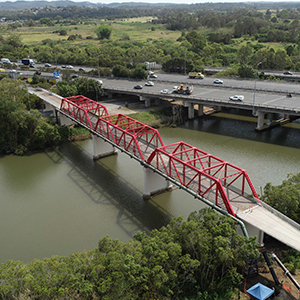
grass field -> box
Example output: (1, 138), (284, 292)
(5, 18), (181, 46)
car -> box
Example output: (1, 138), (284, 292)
(29, 64), (35, 68)
(160, 89), (169, 94)
(35, 71), (41, 75)
(214, 79), (223, 84)
(45, 63), (52, 67)
(9, 69), (17, 73)
(283, 71), (293, 75)
(133, 84), (143, 89)
(0, 68), (5, 72)
(149, 74), (157, 78)
(171, 86), (178, 93)
(54, 75), (60, 79)
(78, 67), (86, 71)
(148, 71), (155, 75)
(145, 81), (154, 86)
(71, 74), (79, 79)
(66, 65), (73, 69)
(61, 65), (66, 68)
(17, 71), (23, 75)
(229, 95), (244, 102)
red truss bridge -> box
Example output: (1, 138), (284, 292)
(58, 95), (300, 252)
(146, 141), (260, 217)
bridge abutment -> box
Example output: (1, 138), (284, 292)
(92, 135), (118, 160)
(140, 96), (151, 107)
(143, 167), (172, 199)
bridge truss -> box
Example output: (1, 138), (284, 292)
(60, 95), (109, 130)
(147, 141), (260, 216)
(60, 95), (261, 216)
(94, 114), (164, 161)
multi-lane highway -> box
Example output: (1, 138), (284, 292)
(4, 66), (300, 115)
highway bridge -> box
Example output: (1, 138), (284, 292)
(8, 66), (300, 130)
(100, 77), (300, 130)
(28, 87), (300, 252)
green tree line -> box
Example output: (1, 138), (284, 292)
(2, 5), (300, 74)
(0, 209), (259, 299)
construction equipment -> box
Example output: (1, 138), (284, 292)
(173, 84), (193, 95)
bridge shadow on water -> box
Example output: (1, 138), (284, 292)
(183, 109), (300, 149)
(44, 140), (173, 239)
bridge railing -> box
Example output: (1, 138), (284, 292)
(259, 200), (300, 231)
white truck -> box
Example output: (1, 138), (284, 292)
(1, 58), (12, 65)
(188, 72), (204, 79)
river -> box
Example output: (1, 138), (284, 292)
(1, 111), (300, 263)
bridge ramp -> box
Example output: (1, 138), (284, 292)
(237, 205), (300, 252)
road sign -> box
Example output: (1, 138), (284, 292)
(53, 72), (59, 77)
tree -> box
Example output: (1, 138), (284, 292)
(262, 173), (300, 223)
(0, 78), (61, 155)
(95, 25), (112, 40)
(130, 65), (148, 80)
(55, 81), (77, 97)
(238, 45), (253, 65)
(75, 77), (103, 100)
(238, 64), (255, 78)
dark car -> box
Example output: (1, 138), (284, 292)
(79, 67), (86, 71)
(45, 63), (52, 67)
(29, 64), (35, 68)
(71, 74), (79, 79)
(61, 65), (66, 68)
(133, 85), (143, 89)
(35, 71), (41, 75)
(283, 71), (293, 75)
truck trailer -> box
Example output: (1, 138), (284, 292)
(22, 58), (34, 66)
(188, 72), (204, 79)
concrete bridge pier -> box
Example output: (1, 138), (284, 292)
(60, 113), (76, 126)
(43, 101), (56, 114)
(214, 105), (222, 112)
(266, 113), (274, 125)
(198, 104), (204, 117)
(106, 92), (113, 99)
(183, 101), (195, 119)
(245, 221), (264, 247)
(92, 135), (118, 160)
(236, 220), (264, 246)
(143, 167), (173, 199)
(140, 96), (151, 107)
(256, 111), (265, 130)
(155, 98), (160, 106)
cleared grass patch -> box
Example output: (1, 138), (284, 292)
(128, 107), (173, 128)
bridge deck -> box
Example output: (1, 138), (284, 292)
(237, 206), (300, 252)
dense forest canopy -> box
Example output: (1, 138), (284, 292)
(0, 209), (259, 299)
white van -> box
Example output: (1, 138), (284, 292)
(1, 58), (12, 64)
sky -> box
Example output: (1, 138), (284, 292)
(78, 0), (300, 3)
(2, 0), (300, 3)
